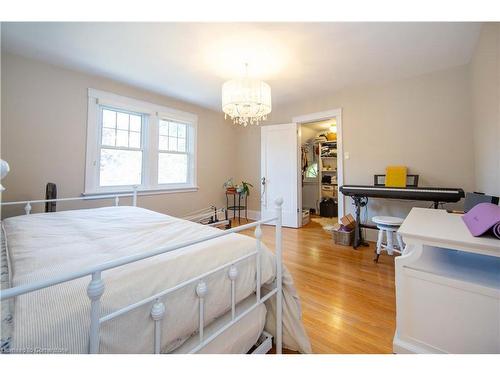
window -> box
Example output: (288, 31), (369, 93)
(85, 89), (197, 194)
(158, 120), (189, 184)
(100, 108), (143, 187)
(305, 162), (318, 179)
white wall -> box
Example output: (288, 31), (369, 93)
(4, 28), (497, 224)
(235, 65), (476, 226)
(1, 53), (237, 218)
(470, 23), (500, 198)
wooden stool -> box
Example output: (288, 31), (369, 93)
(372, 216), (405, 262)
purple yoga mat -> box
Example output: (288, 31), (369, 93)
(462, 202), (500, 239)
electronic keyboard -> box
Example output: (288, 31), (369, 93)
(339, 185), (465, 249)
(339, 185), (465, 203)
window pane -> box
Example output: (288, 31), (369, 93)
(177, 138), (186, 152)
(158, 153), (187, 184)
(159, 120), (169, 136)
(177, 124), (186, 138)
(103, 109), (116, 128)
(117, 112), (129, 130)
(168, 122), (178, 137)
(102, 128), (116, 146)
(305, 162), (318, 178)
(129, 132), (141, 148)
(168, 137), (178, 151)
(159, 135), (168, 151)
(100, 149), (142, 186)
(130, 115), (141, 132)
(116, 130), (129, 147)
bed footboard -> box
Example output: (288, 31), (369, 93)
(1, 194), (284, 354)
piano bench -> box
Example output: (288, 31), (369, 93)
(372, 216), (405, 263)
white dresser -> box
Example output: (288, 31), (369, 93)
(393, 208), (500, 354)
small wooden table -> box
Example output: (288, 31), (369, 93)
(225, 191), (248, 223)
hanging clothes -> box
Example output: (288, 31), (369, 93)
(301, 146), (308, 173)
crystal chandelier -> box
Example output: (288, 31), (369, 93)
(222, 65), (272, 127)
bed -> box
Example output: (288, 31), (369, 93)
(0, 192), (311, 354)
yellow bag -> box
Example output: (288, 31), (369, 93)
(326, 132), (337, 141)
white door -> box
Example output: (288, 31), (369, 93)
(261, 123), (299, 228)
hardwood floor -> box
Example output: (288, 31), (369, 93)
(238, 218), (396, 354)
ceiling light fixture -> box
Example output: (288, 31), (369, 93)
(222, 63), (272, 127)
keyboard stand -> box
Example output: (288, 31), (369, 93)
(351, 196), (442, 249)
(352, 196), (369, 249)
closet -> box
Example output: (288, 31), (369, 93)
(300, 119), (339, 221)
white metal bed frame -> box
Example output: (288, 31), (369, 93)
(0, 187), (284, 354)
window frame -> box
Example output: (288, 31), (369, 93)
(98, 106), (146, 189)
(155, 117), (195, 188)
(85, 88), (198, 195)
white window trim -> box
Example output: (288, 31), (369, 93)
(84, 88), (198, 195)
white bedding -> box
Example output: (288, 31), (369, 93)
(172, 294), (267, 354)
(1, 206), (311, 354)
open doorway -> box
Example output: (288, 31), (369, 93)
(293, 109), (344, 228)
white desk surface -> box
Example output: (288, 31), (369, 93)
(399, 208), (500, 257)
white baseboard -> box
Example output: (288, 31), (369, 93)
(393, 334), (447, 354)
(227, 209), (261, 221)
(364, 228), (378, 242)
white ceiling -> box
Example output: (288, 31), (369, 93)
(1, 22), (481, 111)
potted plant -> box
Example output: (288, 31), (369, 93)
(239, 181), (253, 196)
(224, 178), (253, 195)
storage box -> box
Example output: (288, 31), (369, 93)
(332, 224), (354, 246)
(302, 210), (310, 226)
(340, 214), (356, 230)
(321, 185), (336, 199)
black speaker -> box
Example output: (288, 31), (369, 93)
(464, 192), (499, 212)
(45, 182), (57, 213)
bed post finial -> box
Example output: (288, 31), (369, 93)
(87, 271), (105, 354)
(255, 224), (262, 303)
(151, 299), (166, 354)
(228, 266), (238, 320)
(132, 185), (138, 207)
(196, 281), (208, 342)
(275, 196), (283, 354)
(274, 197), (284, 207)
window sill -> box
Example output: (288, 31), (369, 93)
(82, 186), (199, 197)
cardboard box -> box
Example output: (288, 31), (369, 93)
(340, 214), (356, 230)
